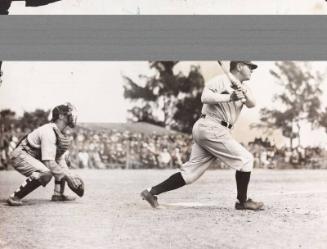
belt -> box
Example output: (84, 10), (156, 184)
(19, 139), (33, 152)
(18, 137), (37, 151)
(200, 114), (233, 129)
(19, 138), (42, 159)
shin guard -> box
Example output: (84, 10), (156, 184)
(14, 177), (42, 199)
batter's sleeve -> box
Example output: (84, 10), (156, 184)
(207, 77), (226, 93)
(202, 77), (230, 103)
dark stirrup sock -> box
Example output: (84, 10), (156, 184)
(60, 180), (66, 194)
(54, 180), (65, 195)
(150, 172), (186, 196)
(14, 177), (42, 199)
(235, 171), (251, 203)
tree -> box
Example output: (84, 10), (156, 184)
(319, 107), (327, 132)
(254, 61), (323, 148)
(123, 61), (205, 133)
(19, 109), (50, 131)
(0, 109), (16, 133)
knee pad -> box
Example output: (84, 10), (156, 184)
(37, 171), (53, 186)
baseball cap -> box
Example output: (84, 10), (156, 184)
(230, 61), (258, 70)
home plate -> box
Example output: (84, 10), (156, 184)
(159, 202), (217, 208)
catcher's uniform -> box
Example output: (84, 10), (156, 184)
(7, 103), (84, 206)
(10, 122), (70, 180)
(180, 75), (253, 184)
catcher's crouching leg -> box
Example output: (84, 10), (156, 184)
(7, 171), (52, 206)
(51, 179), (76, 201)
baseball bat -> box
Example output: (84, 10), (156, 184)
(0, 61), (2, 87)
(217, 60), (246, 103)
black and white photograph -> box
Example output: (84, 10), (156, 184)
(1, 0), (327, 15)
(0, 61), (327, 249)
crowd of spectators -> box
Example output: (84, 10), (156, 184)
(0, 128), (24, 170)
(247, 137), (327, 169)
(1, 125), (327, 170)
(66, 127), (193, 169)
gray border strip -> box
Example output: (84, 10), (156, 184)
(0, 15), (327, 60)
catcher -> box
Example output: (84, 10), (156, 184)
(7, 102), (84, 206)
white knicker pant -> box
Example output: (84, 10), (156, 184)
(10, 147), (68, 180)
(181, 118), (253, 184)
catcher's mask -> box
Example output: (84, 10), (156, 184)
(51, 102), (78, 128)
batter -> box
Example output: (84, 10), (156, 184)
(141, 61), (264, 211)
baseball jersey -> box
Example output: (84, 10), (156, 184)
(201, 74), (243, 125)
(26, 122), (60, 161)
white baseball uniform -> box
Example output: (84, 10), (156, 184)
(180, 75), (254, 184)
(10, 123), (69, 180)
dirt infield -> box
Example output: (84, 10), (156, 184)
(1, 169), (327, 249)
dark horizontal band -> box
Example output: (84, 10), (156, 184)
(0, 15), (326, 60)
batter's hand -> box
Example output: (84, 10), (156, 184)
(228, 74), (243, 90)
(230, 90), (246, 101)
(231, 80), (242, 90)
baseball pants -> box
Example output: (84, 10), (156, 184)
(10, 147), (68, 180)
(11, 147), (50, 177)
(181, 117), (254, 184)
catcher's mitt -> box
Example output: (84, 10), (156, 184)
(53, 127), (72, 159)
(65, 174), (84, 197)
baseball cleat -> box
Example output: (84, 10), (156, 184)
(7, 196), (23, 206)
(141, 189), (159, 208)
(235, 198), (264, 211)
(51, 194), (76, 202)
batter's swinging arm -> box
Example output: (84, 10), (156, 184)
(217, 60), (246, 103)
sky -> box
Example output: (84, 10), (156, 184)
(1, 61), (327, 148)
(9, 0), (327, 15)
